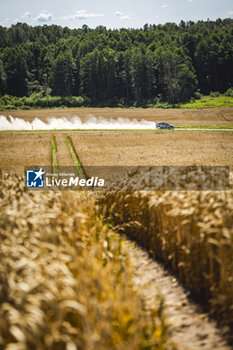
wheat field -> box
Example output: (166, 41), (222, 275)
(98, 171), (233, 342)
(0, 175), (176, 350)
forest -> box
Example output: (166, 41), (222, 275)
(0, 19), (233, 107)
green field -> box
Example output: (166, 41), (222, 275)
(180, 95), (233, 109)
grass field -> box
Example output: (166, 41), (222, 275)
(180, 95), (233, 109)
(51, 136), (59, 174)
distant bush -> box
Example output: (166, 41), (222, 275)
(64, 96), (85, 107)
(0, 94), (86, 110)
(194, 91), (202, 100)
(224, 87), (233, 97)
(1, 92), (233, 110)
(210, 91), (220, 97)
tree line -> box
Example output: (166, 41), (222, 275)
(0, 19), (232, 106)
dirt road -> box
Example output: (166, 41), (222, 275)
(1, 107), (233, 126)
(127, 241), (231, 350)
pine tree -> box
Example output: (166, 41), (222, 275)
(4, 48), (28, 96)
(52, 50), (74, 96)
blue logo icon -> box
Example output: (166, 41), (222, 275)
(26, 168), (45, 188)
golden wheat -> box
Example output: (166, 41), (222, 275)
(99, 170), (233, 342)
(0, 175), (174, 350)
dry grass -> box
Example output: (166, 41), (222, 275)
(1, 130), (232, 176)
(98, 172), (233, 342)
(0, 175), (174, 350)
(72, 131), (233, 169)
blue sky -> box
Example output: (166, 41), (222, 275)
(1, 0), (233, 29)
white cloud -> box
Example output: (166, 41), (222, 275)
(115, 11), (131, 20)
(187, 0), (193, 2)
(34, 12), (53, 22)
(61, 10), (104, 20)
(120, 15), (131, 20)
(227, 10), (233, 15)
(22, 11), (32, 19)
(161, 4), (168, 8)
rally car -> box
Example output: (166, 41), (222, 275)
(155, 122), (174, 129)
